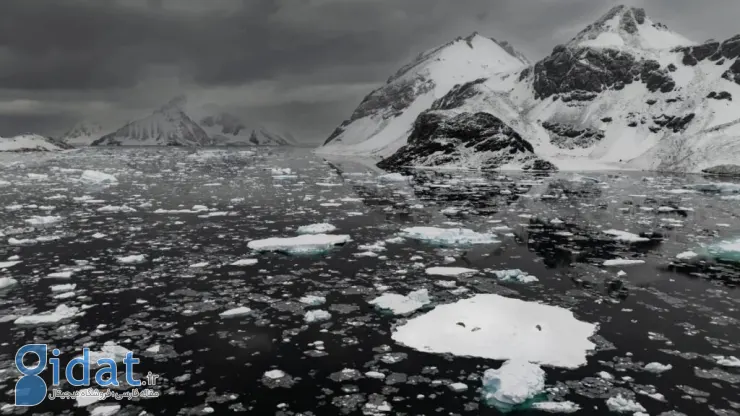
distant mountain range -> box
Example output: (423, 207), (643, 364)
(56, 97), (294, 147)
(318, 5), (740, 174)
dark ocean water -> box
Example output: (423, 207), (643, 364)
(0, 148), (738, 415)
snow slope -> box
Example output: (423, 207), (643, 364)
(0, 134), (71, 152)
(92, 97), (212, 147)
(348, 5), (740, 173)
(317, 33), (529, 158)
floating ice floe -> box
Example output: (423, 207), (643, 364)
(605, 395), (646, 413)
(97, 205), (136, 213)
(27, 173), (48, 181)
(189, 262), (209, 268)
(676, 251), (698, 260)
(713, 355), (740, 367)
(50, 284), (76, 292)
(270, 168), (292, 175)
(14, 304), (80, 325)
(602, 229), (650, 243)
(25, 215), (62, 226)
(377, 173), (410, 182)
(8, 235), (61, 246)
(298, 295), (326, 307)
(391, 294), (597, 368)
(492, 269), (539, 283)
(683, 182), (740, 194)
(425, 267), (477, 277)
(369, 289), (431, 315)
(297, 223), (337, 234)
(80, 170), (118, 184)
(87, 341), (131, 364)
(531, 401), (581, 413)
(230, 258), (258, 266)
(700, 238), (740, 263)
(0, 260), (21, 269)
(643, 362), (672, 373)
(400, 227), (499, 246)
(0, 277), (18, 290)
(90, 404), (121, 416)
(248, 234), (350, 255)
(481, 359), (545, 412)
(304, 309), (332, 323)
(117, 254), (147, 264)
(603, 259), (646, 267)
(46, 271), (74, 279)
(219, 306), (252, 318)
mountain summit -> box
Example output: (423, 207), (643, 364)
(317, 33), (529, 157)
(322, 5), (740, 174)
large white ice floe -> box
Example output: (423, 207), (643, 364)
(116, 254), (147, 264)
(481, 359), (546, 412)
(605, 395), (646, 413)
(369, 289), (431, 315)
(296, 223), (337, 235)
(304, 309), (332, 323)
(25, 215), (62, 226)
(602, 259), (646, 267)
(531, 401), (581, 413)
(230, 258), (258, 266)
(425, 267), (477, 277)
(248, 234), (350, 255)
(14, 304), (80, 325)
(400, 227), (499, 246)
(698, 237), (740, 263)
(80, 170), (118, 184)
(391, 294), (597, 368)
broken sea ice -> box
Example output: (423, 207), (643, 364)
(247, 234), (350, 255)
(400, 227), (499, 246)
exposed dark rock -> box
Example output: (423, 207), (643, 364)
(646, 99), (657, 105)
(532, 46), (675, 99)
(707, 91), (733, 101)
(523, 159), (558, 171)
(430, 78), (487, 110)
(649, 113), (696, 133)
(542, 122), (605, 149)
(378, 111), (550, 171)
(722, 59), (740, 86)
(601, 117), (613, 123)
(702, 164), (740, 176)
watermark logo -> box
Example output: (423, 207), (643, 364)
(15, 344), (159, 407)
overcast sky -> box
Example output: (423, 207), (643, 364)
(0, 0), (737, 143)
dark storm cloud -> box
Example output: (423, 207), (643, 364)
(0, 0), (738, 141)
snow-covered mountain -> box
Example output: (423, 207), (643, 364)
(199, 112), (294, 146)
(60, 121), (107, 147)
(325, 5), (740, 174)
(0, 134), (73, 152)
(92, 96), (213, 147)
(317, 33), (530, 158)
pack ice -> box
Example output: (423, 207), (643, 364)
(400, 227), (499, 246)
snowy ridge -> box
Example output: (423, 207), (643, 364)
(330, 4), (740, 173)
(199, 112), (294, 146)
(317, 33), (529, 158)
(0, 134), (71, 152)
(61, 121), (108, 147)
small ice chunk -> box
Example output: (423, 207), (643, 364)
(0, 260), (21, 269)
(50, 284), (76, 292)
(481, 360), (545, 411)
(248, 234), (350, 255)
(116, 254), (147, 264)
(425, 267), (477, 277)
(492, 269), (539, 283)
(46, 271), (74, 279)
(603, 259), (645, 267)
(80, 170), (118, 184)
(449, 382), (468, 392)
(14, 304), (80, 325)
(299, 295), (326, 306)
(378, 173), (409, 182)
(304, 309), (332, 323)
(676, 251), (698, 260)
(219, 306), (252, 318)
(0, 277), (18, 290)
(189, 262), (209, 269)
(230, 258), (258, 266)
(264, 369), (287, 379)
(365, 371), (386, 380)
(401, 227), (499, 246)
(605, 395), (646, 413)
(370, 289), (431, 315)
(90, 404), (121, 416)
(25, 215), (62, 226)
(97, 205), (136, 213)
(643, 362), (672, 373)
(603, 229), (650, 243)
(531, 401), (580, 413)
(297, 223), (337, 234)
(713, 355), (740, 367)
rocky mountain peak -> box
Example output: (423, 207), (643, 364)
(567, 4), (693, 52)
(158, 95), (188, 115)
